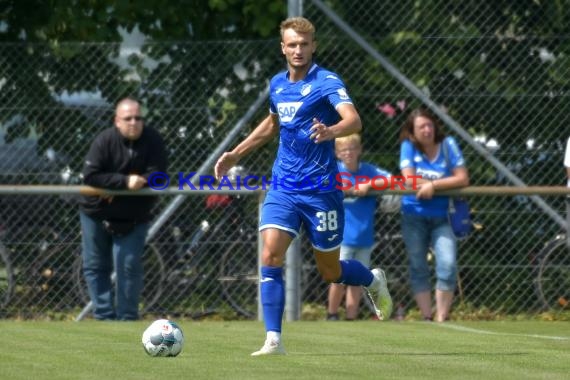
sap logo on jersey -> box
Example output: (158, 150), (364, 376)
(277, 102), (303, 122)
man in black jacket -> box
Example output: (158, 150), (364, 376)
(79, 97), (167, 320)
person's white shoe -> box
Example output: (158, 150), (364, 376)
(365, 268), (393, 321)
(250, 339), (286, 356)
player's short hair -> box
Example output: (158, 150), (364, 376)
(280, 17), (315, 39)
(335, 133), (362, 148)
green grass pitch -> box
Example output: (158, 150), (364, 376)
(1, 320), (568, 380)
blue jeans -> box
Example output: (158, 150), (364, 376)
(400, 213), (457, 294)
(79, 211), (149, 320)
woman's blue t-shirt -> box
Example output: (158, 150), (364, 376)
(399, 136), (465, 217)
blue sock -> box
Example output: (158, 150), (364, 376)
(337, 259), (374, 286)
(260, 266), (285, 333)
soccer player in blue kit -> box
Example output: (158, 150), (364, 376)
(215, 17), (392, 356)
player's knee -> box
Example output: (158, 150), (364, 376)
(261, 250), (286, 267)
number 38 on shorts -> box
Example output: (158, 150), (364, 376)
(259, 190), (344, 251)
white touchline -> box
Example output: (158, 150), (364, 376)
(434, 323), (570, 341)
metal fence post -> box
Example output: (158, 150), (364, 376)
(257, 192), (264, 321)
(288, 0), (303, 17)
(285, 236), (302, 321)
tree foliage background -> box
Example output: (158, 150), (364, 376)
(2, 0), (569, 175)
(0, 0), (286, 170)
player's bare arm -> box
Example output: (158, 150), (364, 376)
(215, 114), (279, 179)
(309, 103), (361, 143)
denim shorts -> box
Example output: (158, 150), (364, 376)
(400, 213), (457, 293)
(339, 245), (373, 268)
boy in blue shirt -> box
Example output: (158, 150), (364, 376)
(327, 133), (394, 320)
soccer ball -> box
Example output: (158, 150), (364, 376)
(142, 319), (184, 357)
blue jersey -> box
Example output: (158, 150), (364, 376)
(399, 136), (465, 217)
(338, 161), (392, 247)
(269, 63), (354, 192)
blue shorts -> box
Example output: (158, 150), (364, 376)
(259, 190), (344, 251)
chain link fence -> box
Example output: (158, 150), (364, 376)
(0, 0), (569, 320)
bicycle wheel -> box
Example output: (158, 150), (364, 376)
(0, 241), (14, 308)
(535, 235), (570, 311)
(141, 244), (167, 313)
(73, 243), (166, 314)
(72, 250), (88, 305)
(29, 244), (79, 309)
(219, 240), (258, 318)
